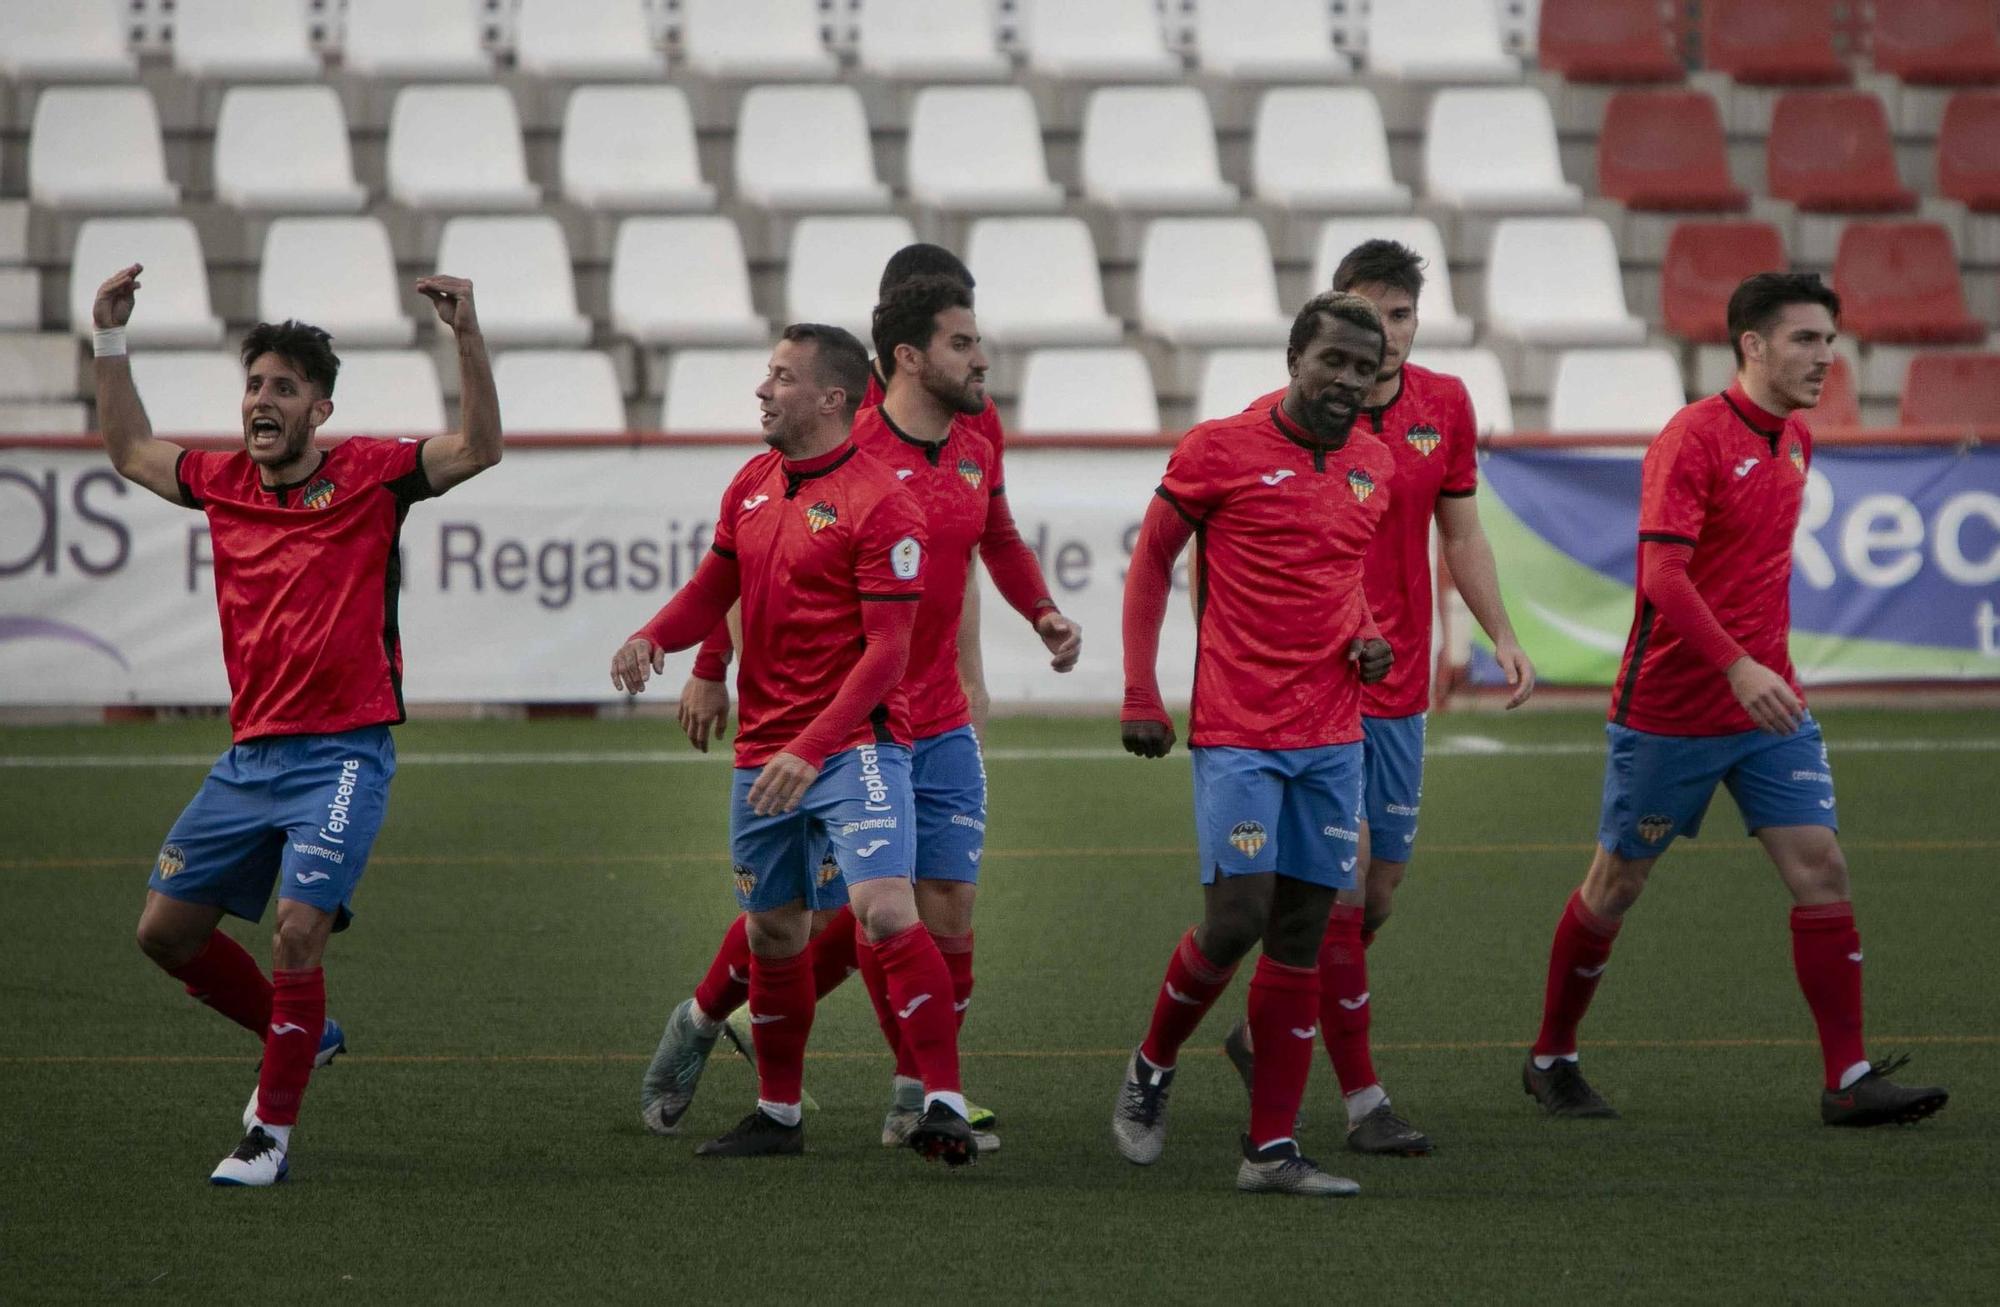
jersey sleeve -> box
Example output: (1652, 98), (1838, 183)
(1637, 419), (1712, 546)
(1155, 428), (1225, 525)
(174, 448), (217, 509)
(711, 463), (752, 559)
(1441, 378), (1479, 497)
(853, 485), (926, 601)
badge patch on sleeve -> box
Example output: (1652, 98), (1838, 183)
(892, 537), (922, 580)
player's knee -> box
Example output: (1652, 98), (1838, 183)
(1793, 840), (1850, 900)
(269, 918), (324, 971)
(135, 918), (202, 969)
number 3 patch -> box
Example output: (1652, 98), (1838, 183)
(891, 536), (921, 580)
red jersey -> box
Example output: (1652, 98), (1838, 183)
(174, 438), (435, 743)
(1157, 403), (1396, 750)
(1611, 383), (1811, 736)
(1252, 363), (1477, 718)
(711, 440), (927, 767)
(865, 361), (1007, 465)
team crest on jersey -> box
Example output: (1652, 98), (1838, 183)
(1228, 821), (1268, 858)
(956, 457), (984, 491)
(156, 844), (185, 879)
(1636, 815), (1675, 846)
(1347, 469), (1377, 503)
(301, 478), (336, 510)
(804, 500), (838, 533)
(816, 852), (841, 887)
(733, 864), (757, 896)
(1404, 424), (1442, 457)
(1789, 446), (1806, 474)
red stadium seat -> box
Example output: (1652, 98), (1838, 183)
(1598, 90), (1746, 211)
(1807, 354), (1862, 430)
(1833, 222), (1987, 344)
(1939, 92), (2000, 212)
(1767, 92), (1916, 213)
(1900, 352), (2000, 426)
(1537, 0), (1682, 83)
(1702, 0), (1849, 84)
(1870, 0), (2000, 85)
(1660, 221), (1786, 343)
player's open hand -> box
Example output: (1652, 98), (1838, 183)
(611, 638), (665, 694)
(747, 752), (818, 816)
(93, 264), (142, 329)
(1495, 640), (1537, 709)
(1122, 717), (1176, 759)
(1726, 656), (1804, 734)
(416, 275), (480, 335)
(1036, 610), (1083, 673)
(677, 675), (730, 753)
(1349, 637), (1393, 685)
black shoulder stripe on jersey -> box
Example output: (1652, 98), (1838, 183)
(174, 447), (201, 509)
(1439, 488), (1477, 499)
(712, 544), (737, 559)
(858, 591), (920, 601)
(1156, 485), (1201, 528)
(386, 438), (437, 504)
(1638, 531), (1698, 547)
(990, 484), (1005, 498)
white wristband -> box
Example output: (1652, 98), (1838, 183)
(92, 327), (128, 358)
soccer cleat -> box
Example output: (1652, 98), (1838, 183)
(694, 1108), (805, 1158)
(208, 1126), (288, 1187)
(720, 1008), (820, 1111)
(639, 999), (722, 1136)
(1112, 1048), (1176, 1165)
(907, 1101), (978, 1167)
(881, 1106), (998, 1153)
(1347, 1102), (1434, 1156)
(1235, 1137), (1359, 1197)
(966, 1101), (997, 1130)
(243, 1017), (347, 1131)
(1522, 1054), (1620, 1119)
(1821, 1055), (1948, 1127)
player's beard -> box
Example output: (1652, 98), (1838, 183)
(919, 357), (986, 416)
(1304, 388), (1361, 444)
(244, 411), (315, 474)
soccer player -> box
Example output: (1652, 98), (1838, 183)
(94, 263), (502, 1185)
(1219, 240), (1536, 1156)
(1115, 292), (1396, 1197)
(612, 323), (978, 1164)
(1520, 273), (1948, 1127)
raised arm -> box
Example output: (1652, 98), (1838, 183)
(415, 275), (502, 493)
(90, 265), (188, 506)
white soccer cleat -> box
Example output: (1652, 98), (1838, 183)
(1112, 1049), (1176, 1165)
(209, 1126), (288, 1187)
(1235, 1138), (1359, 1197)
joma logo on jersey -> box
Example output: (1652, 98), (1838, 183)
(956, 457), (983, 490)
(301, 478), (336, 510)
(156, 844), (185, 878)
(1347, 469), (1376, 503)
(1229, 821), (1267, 858)
(733, 864), (757, 896)
(1789, 446), (1806, 474)
(1404, 424), (1441, 457)
(1636, 815), (1675, 845)
(804, 500), (838, 532)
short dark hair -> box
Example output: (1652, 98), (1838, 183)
(878, 243), (974, 299)
(779, 322), (871, 421)
(239, 319), (339, 397)
(1288, 290), (1385, 362)
(1726, 272), (1841, 366)
(1330, 239), (1427, 301)
(872, 275), (974, 380)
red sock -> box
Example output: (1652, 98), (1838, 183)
(1318, 905), (1377, 1095)
(1139, 928), (1237, 1069)
(934, 930), (974, 1032)
(693, 916), (752, 1022)
(1791, 902), (1867, 1089)
(1247, 955), (1320, 1147)
(1532, 890), (1622, 1059)
(854, 927), (917, 1078)
(873, 922), (961, 1095)
(255, 967), (325, 1127)
(165, 930), (272, 1037)
(747, 951), (815, 1108)
(809, 905), (859, 1000)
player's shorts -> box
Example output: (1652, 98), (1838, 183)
(1361, 712), (1426, 861)
(730, 742), (915, 913)
(913, 726), (987, 884)
(147, 725), (396, 931)
(1191, 743), (1365, 890)
(1597, 714), (1838, 860)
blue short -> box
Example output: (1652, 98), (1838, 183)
(730, 742), (915, 913)
(1191, 744), (1365, 890)
(148, 726), (396, 931)
(1597, 715), (1838, 860)
(913, 726), (987, 884)
(1361, 712), (1426, 862)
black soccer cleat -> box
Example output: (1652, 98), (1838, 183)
(1222, 1020), (1256, 1097)
(1821, 1055), (1948, 1127)
(693, 1109), (804, 1158)
(1522, 1054), (1620, 1119)
(908, 1101), (978, 1168)
(1347, 1102), (1434, 1156)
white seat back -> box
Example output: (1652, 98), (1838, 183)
(1549, 348), (1687, 435)
(1311, 218), (1475, 347)
(1194, 349), (1288, 422)
(1138, 219), (1287, 347)
(343, 0), (490, 76)
(1485, 218), (1647, 346)
(681, 0), (835, 77)
(434, 217), (591, 347)
(0, 0), (133, 77)
(661, 349), (772, 435)
(1425, 88), (1582, 211)
(260, 219), (414, 348)
(907, 87), (1062, 211)
(1022, 0), (1179, 77)
(858, 0), (1007, 77)
(611, 217), (769, 346)
(516, 0), (663, 77)
(388, 86), (541, 211)
(965, 218), (1122, 347)
(734, 86), (889, 210)
(1016, 348), (1161, 436)
(130, 352), (245, 435)
(214, 87), (366, 213)
(1367, 0), (1516, 79)
(561, 86), (713, 210)
(174, 0), (318, 78)
(494, 351), (628, 435)
(1196, 0), (1345, 78)
(1081, 88), (1238, 210)
(70, 219), (223, 346)
(1253, 88), (1410, 211)
(326, 351), (449, 436)
(785, 216), (918, 341)
(30, 88), (179, 210)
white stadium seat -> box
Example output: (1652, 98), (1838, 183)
(1485, 218), (1648, 346)
(1548, 348), (1687, 435)
(1366, 0), (1518, 80)
(1425, 88), (1583, 212)
(1023, 0), (1179, 79)
(1194, 349), (1287, 422)
(173, 0), (318, 79)
(1016, 349), (1161, 436)
(661, 349), (771, 435)
(1081, 88), (1238, 211)
(1253, 88), (1411, 212)
(858, 0), (1008, 79)
(965, 218), (1123, 347)
(324, 351), (448, 436)
(130, 353), (246, 436)
(343, 0), (491, 77)
(515, 0), (663, 78)
(734, 86), (890, 210)
(1311, 218), (1475, 346)
(0, 0), (134, 79)
(213, 87), (367, 213)
(260, 219), (415, 348)
(1138, 219), (1289, 347)
(69, 219), (223, 347)
(680, 0), (835, 78)
(561, 86), (714, 211)
(907, 88), (1063, 212)
(493, 351), (628, 435)
(29, 88), (179, 211)
(434, 217), (592, 348)
(388, 86), (541, 212)
(1407, 347), (1515, 434)
(1195, 0), (1346, 79)
(785, 216), (917, 341)
(611, 217), (769, 347)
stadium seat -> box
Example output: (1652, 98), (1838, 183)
(1194, 0), (1346, 79)
(785, 216), (918, 341)
(1015, 348), (1162, 436)
(515, 0), (663, 78)
(1547, 348), (1687, 434)
(1900, 351), (2000, 426)
(1767, 92), (1916, 213)
(324, 351), (448, 436)
(173, 0), (318, 79)
(129, 353), (246, 436)
(29, 88), (179, 211)
(1194, 349), (1286, 422)
(610, 216), (769, 347)
(1660, 221), (1788, 343)
(1484, 218), (1647, 346)
(1809, 354), (1862, 430)
(660, 349), (770, 435)
(1408, 346), (1515, 434)
(560, 86), (714, 211)
(907, 87), (1063, 212)
(1869, 0), (2000, 85)
(1833, 222), (1987, 344)
(1701, 0), (1848, 84)
(680, 0), (835, 78)
(1598, 90), (1747, 212)
(387, 86), (541, 212)
(342, 0), (491, 77)
(259, 219), (414, 348)
(1939, 92), (2000, 212)
(1252, 88), (1411, 212)
(734, 86), (889, 210)
(1535, 0), (1683, 83)
(1311, 217), (1475, 347)
(857, 0), (1008, 79)
(1022, 0), (1179, 79)
(1424, 88), (1583, 211)
(69, 219), (223, 346)
(1081, 88), (1238, 210)
(0, 0), (133, 78)
(1366, 0), (1517, 80)
(433, 217), (592, 347)
(1137, 219), (1288, 347)
(213, 87), (367, 213)
(964, 218), (1123, 347)
(493, 351), (628, 435)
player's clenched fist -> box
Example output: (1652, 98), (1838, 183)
(416, 275), (481, 334)
(1349, 637), (1393, 685)
(611, 638), (665, 694)
(1121, 717), (1176, 759)
(94, 264), (143, 329)
(1036, 610), (1083, 673)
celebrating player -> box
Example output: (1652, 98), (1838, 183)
(96, 263), (502, 1185)
(1520, 273), (1948, 1127)
(1114, 292), (1396, 1197)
